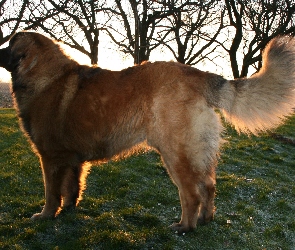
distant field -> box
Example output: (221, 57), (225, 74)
(0, 82), (12, 108)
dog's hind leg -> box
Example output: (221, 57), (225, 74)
(162, 154), (217, 233)
(150, 102), (221, 233)
(165, 161), (203, 233)
(196, 169), (216, 225)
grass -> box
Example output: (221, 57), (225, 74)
(0, 108), (294, 249)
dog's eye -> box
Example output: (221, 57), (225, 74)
(9, 52), (26, 70)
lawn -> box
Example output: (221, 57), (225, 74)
(0, 108), (294, 249)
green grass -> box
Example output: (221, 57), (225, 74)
(0, 108), (294, 249)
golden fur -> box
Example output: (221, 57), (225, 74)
(0, 32), (295, 233)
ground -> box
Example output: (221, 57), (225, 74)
(0, 82), (12, 108)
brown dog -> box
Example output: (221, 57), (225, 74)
(0, 32), (295, 233)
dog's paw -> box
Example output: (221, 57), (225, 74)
(30, 213), (54, 221)
(197, 213), (214, 225)
(169, 223), (194, 235)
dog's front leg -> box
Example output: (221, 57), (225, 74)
(31, 156), (64, 220)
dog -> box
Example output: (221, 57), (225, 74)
(0, 32), (294, 233)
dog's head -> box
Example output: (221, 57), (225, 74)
(0, 32), (73, 94)
(0, 31), (57, 73)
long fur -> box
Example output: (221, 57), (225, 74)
(218, 36), (295, 134)
(0, 32), (294, 234)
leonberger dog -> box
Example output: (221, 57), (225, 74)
(0, 32), (295, 233)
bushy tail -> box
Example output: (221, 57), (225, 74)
(218, 36), (295, 134)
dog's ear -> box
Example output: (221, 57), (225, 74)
(9, 32), (28, 47)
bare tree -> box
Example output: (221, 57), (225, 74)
(223, 0), (295, 78)
(0, 0), (29, 45)
(104, 0), (175, 64)
(155, 0), (225, 66)
(2, 0), (294, 78)
(27, 0), (109, 64)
